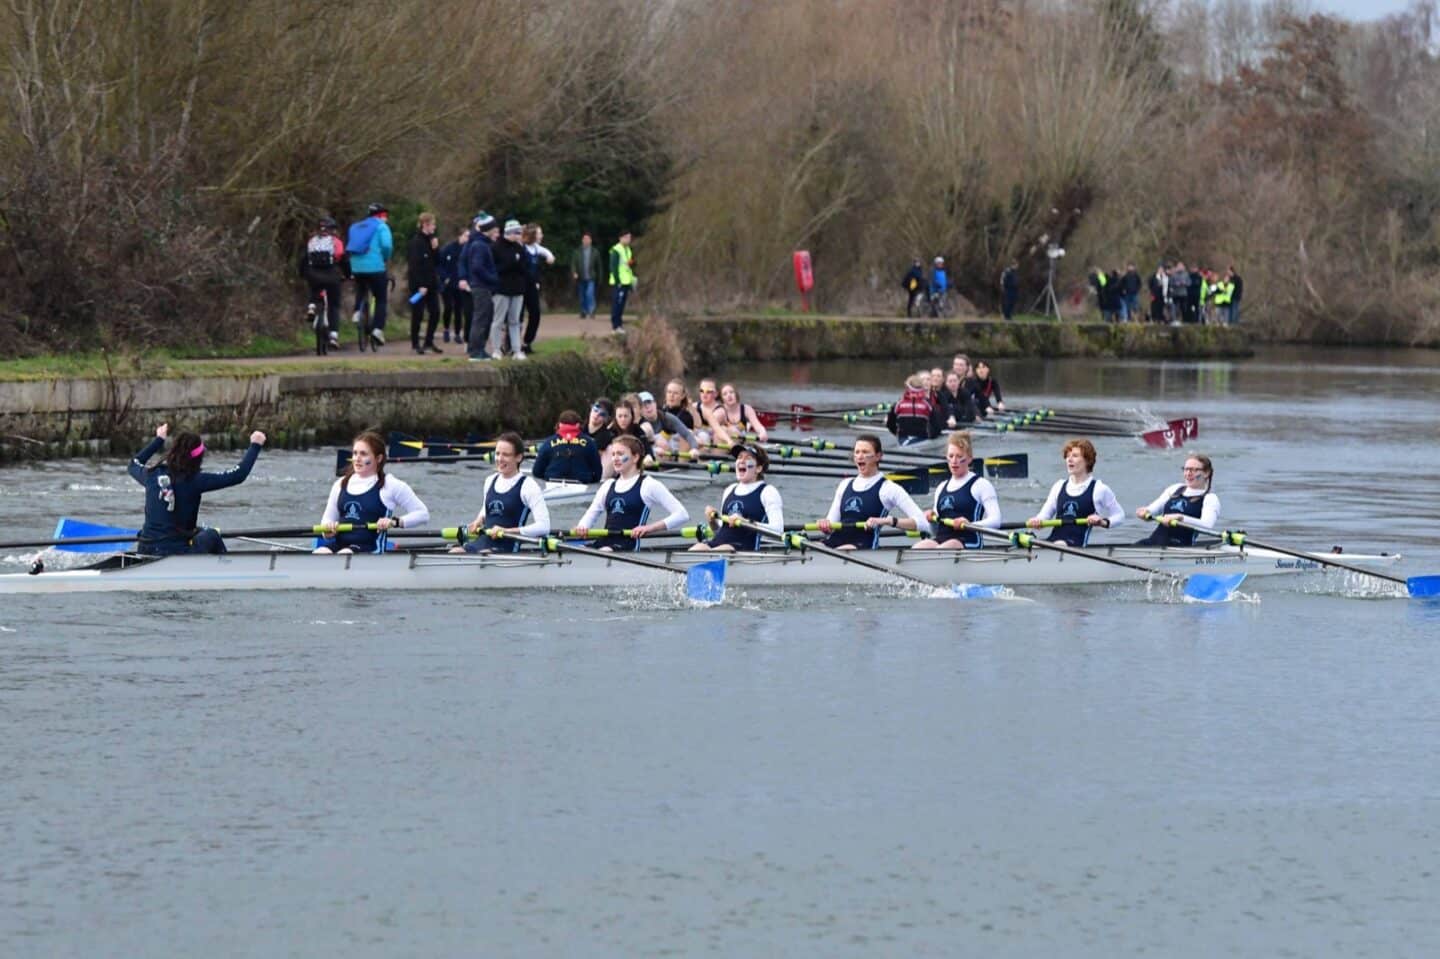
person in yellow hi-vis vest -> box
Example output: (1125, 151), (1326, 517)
(608, 229), (635, 334)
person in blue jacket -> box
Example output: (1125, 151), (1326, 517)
(128, 423), (267, 555)
(530, 410), (602, 483)
(347, 201), (394, 348)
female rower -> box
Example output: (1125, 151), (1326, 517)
(695, 378), (723, 446)
(574, 435), (690, 552)
(662, 379), (696, 430)
(937, 370), (980, 427)
(637, 389), (698, 454)
(1134, 453), (1219, 547)
(450, 431), (550, 553)
(128, 423), (267, 555)
(816, 433), (931, 549)
(613, 395), (647, 442)
(690, 443), (784, 552)
(972, 360), (1006, 414)
(1026, 438), (1124, 547)
(706, 382), (768, 446)
(913, 431), (1001, 550)
(315, 431), (429, 554)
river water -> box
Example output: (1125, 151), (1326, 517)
(3, 346), (1439, 957)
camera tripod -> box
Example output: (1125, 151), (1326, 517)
(1030, 257), (1062, 321)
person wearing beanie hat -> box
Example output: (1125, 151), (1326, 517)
(689, 442), (785, 553)
(488, 219), (529, 359)
(458, 213), (499, 360)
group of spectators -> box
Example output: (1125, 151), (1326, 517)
(529, 378), (776, 485)
(1089, 262), (1243, 326)
(885, 353), (1006, 443)
(299, 205), (640, 358)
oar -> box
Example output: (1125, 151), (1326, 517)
(732, 518), (1003, 600)
(3, 523), (385, 551)
(655, 457), (932, 494)
(971, 526), (1245, 602)
(719, 435), (1029, 480)
(505, 532), (726, 604)
(1161, 517), (1439, 598)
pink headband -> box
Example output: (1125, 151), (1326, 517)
(189, 443), (206, 458)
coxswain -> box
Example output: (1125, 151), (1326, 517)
(1134, 454), (1219, 547)
(586, 398), (617, 453)
(913, 431), (1001, 550)
(1026, 438), (1124, 547)
(689, 443), (784, 552)
(128, 423), (267, 555)
(531, 410), (602, 483)
(574, 435), (690, 552)
(451, 432), (550, 553)
(815, 434), (931, 549)
(315, 431), (429, 554)
(705, 383), (768, 447)
(885, 372), (945, 445)
(972, 360), (1006, 414)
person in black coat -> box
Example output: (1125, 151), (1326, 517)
(407, 213), (441, 353)
(902, 259), (927, 317)
(436, 225), (468, 345)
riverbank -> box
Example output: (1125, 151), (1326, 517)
(0, 312), (1249, 460)
(672, 312), (1253, 366)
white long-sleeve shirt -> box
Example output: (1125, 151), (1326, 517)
(930, 474), (1002, 530)
(1144, 483), (1220, 529)
(824, 473), (932, 536)
(1035, 476), (1124, 527)
(717, 480), (785, 535)
(321, 473), (429, 528)
(479, 472), (551, 537)
(577, 473), (690, 531)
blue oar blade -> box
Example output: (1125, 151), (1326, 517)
(686, 559), (727, 605)
(945, 583), (1006, 600)
(1406, 575), (1440, 598)
(1183, 572), (1246, 603)
(53, 517), (139, 553)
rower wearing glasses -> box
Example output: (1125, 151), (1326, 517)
(1134, 454), (1219, 546)
(1026, 438), (1124, 547)
(573, 435), (690, 552)
(816, 434), (932, 550)
(690, 443), (784, 552)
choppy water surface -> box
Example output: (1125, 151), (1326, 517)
(4, 346), (1440, 957)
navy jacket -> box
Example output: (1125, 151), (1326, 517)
(128, 437), (261, 552)
(459, 235), (498, 291)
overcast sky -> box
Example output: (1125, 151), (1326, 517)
(1313, 0), (1415, 20)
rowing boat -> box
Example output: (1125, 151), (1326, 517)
(0, 542), (1400, 594)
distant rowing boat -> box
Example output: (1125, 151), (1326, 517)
(0, 542), (1400, 595)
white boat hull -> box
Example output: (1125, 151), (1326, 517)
(0, 543), (1401, 594)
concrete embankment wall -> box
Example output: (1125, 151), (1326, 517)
(0, 353), (612, 462)
(671, 315), (1253, 366)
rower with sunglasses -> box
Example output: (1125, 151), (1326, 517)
(573, 435), (690, 552)
(689, 443), (785, 553)
(1134, 454), (1219, 546)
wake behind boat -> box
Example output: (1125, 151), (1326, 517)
(0, 540), (1401, 595)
